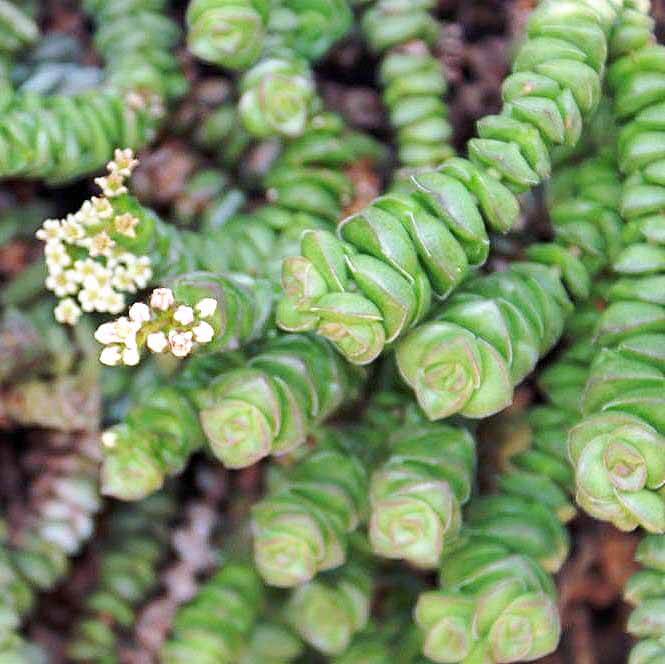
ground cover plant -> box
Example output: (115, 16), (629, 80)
(0, 0), (664, 662)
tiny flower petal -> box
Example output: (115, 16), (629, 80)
(61, 217), (85, 242)
(76, 201), (99, 226)
(122, 347), (140, 366)
(128, 257), (152, 288)
(106, 291), (126, 315)
(95, 173), (128, 198)
(129, 302), (151, 324)
(192, 321), (214, 343)
(95, 322), (121, 345)
(89, 232), (115, 257)
(100, 345), (122, 366)
(168, 330), (193, 358)
(147, 331), (168, 353)
(91, 197), (114, 219)
(109, 148), (138, 177)
(113, 317), (139, 347)
(196, 298), (218, 318)
(114, 212), (139, 238)
(112, 266), (137, 293)
(173, 305), (195, 325)
(36, 219), (62, 242)
(150, 288), (174, 311)
(54, 298), (82, 325)
(79, 286), (104, 312)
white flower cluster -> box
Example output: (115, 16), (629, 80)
(36, 149), (151, 326)
(94, 287), (217, 366)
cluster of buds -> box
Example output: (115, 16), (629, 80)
(36, 149), (152, 325)
(94, 287), (217, 366)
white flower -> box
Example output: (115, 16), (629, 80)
(36, 219), (62, 242)
(196, 298), (218, 318)
(150, 287), (174, 311)
(95, 173), (128, 198)
(122, 347), (140, 366)
(95, 322), (121, 345)
(114, 212), (139, 238)
(112, 266), (137, 293)
(88, 232), (115, 258)
(105, 290), (126, 315)
(54, 298), (82, 325)
(44, 241), (71, 270)
(109, 148), (138, 177)
(168, 330), (193, 358)
(46, 270), (79, 297)
(108, 246), (130, 267)
(73, 258), (94, 281)
(173, 305), (195, 326)
(94, 268), (113, 290)
(118, 251), (137, 266)
(44, 241), (66, 257)
(75, 201), (99, 227)
(127, 256), (152, 288)
(91, 196), (114, 219)
(147, 331), (168, 353)
(101, 431), (118, 448)
(192, 321), (214, 344)
(129, 302), (151, 323)
(61, 216), (85, 242)
(100, 345), (122, 366)
(112, 316), (140, 347)
(78, 285), (104, 312)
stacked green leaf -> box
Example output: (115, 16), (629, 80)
(239, 621), (303, 664)
(415, 539), (560, 663)
(286, 559), (372, 656)
(409, 310), (606, 662)
(236, 0), (354, 137)
(406, 147), (624, 661)
(197, 112), (385, 283)
(251, 427), (369, 586)
(500, 305), (603, 524)
(569, 0), (665, 533)
(363, 0), (453, 169)
(186, 0), (270, 71)
(277, 0), (621, 365)
(161, 562), (264, 663)
(196, 334), (363, 468)
(396, 148), (623, 421)
(101, 115), (380, 492)
(188, 0), (353, 137)
(624, 534), (665, 663)
(68, 493), (175, 662)
(0, 1), (38, 60)
(187, 0), (351, 70)
(330, 573), (429, 664)
(84, 112), (381, 284)
(0, 0), (186, 181)
(100, 352), (236, 500)
(237, 54), (317, 138)
(366, 392), (476, 569)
